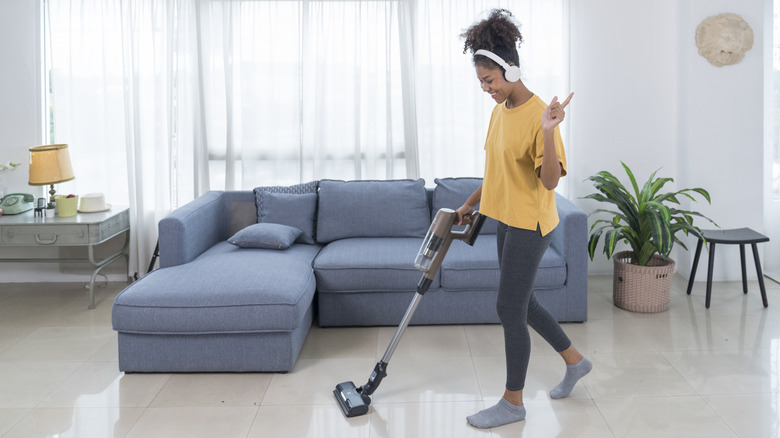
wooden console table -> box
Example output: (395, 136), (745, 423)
(0, 208), (130, 309)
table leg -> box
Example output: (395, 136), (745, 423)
(687, 238), (704, 295)
(751, 243), (769, 308)
(706, 243), (716, 309)
(740, 244), (748, 294)
(86, 231), (131, 309)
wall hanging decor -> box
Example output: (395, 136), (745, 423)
(696, 12), (754, 67)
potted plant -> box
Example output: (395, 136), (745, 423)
(45, 201), (56, 218)
(584, 162), (716, 313)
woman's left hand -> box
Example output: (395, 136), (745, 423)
(542, 92), (574, 131)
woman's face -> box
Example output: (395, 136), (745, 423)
(476, 64), (509, 103)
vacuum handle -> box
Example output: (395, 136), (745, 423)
(464, 212), (486, 246)
(452, 211), (486, 246)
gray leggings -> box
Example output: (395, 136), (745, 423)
(496, 222), (572, 391)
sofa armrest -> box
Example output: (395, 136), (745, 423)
(552, 193), (588, 290)
(158, 191), (227, 268)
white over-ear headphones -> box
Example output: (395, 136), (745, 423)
(475, 49), (522, 82)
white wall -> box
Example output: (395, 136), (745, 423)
(0, 0), (41, 191)
(0, 0), (48, 281)
(569, 0), (766, 281)
(569, 0), (681, 274)
(0, 0), (92, 282)
(679, 0), (765, 281)
(0, 0), (769, 282)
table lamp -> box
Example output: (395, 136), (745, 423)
(28, 144), (75, 199)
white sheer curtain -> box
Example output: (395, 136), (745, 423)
(46, 0), (197, 275)
(194, 0), (303, 189)
(764, 0), (780, 281)
(44, 0), (567, 274)
(302, 1), (408, 181)
(413, 0), (569, 183)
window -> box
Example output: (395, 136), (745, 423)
(43, 0), (569, 272)
(44, 0), (568, 193)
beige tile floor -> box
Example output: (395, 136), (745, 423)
(0, 275), (778, 437)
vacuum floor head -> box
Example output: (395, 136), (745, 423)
(334, 381), (370, 417)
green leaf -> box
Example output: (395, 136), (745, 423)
(591, 182), (639, 229)
(648, 177), (674, 200)
(656, 193), (681, 205)
(590, 171), (637, 209)
(668, 208), (719, 227)
(583, 190), (636, 226)
(645, 200), (671, 222)
(621, 161), (640, 201)
(588, 208), (626, 222)
(684, 187), (711, 204)
(638, 167), (662, 204)
(673, 236), (689, 252)
(635, 241), (657, 266)
(670, 222), (704, 240)
(647, 208), (672, 258)
(588, 228), (604, 260)
(592, 170), (632, 196)
(604, 228), (624, 259)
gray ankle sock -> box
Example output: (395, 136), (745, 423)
(550, 357), (592, 399)
(466, 398), (526, 429)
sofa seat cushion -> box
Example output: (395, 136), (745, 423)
(112, 241), (320, 334)
(313, 237), (438, 293)
(440, 235), (567, 291)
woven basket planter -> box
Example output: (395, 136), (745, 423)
(613, 251), (676, 313)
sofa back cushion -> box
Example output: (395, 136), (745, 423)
(432, 177), (498, 234)
(317, 179), (430, 243)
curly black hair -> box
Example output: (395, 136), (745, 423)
(461, 9), (523, 71)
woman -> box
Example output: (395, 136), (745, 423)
(457, 9), (591, 429)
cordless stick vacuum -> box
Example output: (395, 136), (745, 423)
(334, 208), (486, 418)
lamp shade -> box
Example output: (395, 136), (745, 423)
(28, 144), (75, 185)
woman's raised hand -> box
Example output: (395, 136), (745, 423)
(542, 92), (574, 131)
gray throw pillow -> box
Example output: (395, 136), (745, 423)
(227, 223), (303, 249)
(258, 192), (317, 244)
(254, 181), (319, 244)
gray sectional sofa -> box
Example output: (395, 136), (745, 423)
(112, 178), (588, 373)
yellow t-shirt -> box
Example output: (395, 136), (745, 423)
(480, 95), (567, 236)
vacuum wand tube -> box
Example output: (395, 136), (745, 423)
(334, 208), (486, 418)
